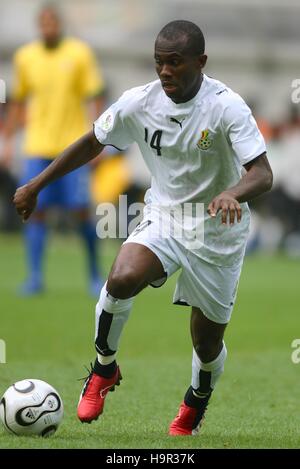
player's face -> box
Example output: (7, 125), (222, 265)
(155, 38), (207, 103)
(39, 9), (61, 46)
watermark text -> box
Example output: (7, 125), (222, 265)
(0, 339), (6, 364)
(291, 339), (300, 364)
(0, 79), (6, 103)
(291, 79), (300, 104)
(95, 195), (205, 249)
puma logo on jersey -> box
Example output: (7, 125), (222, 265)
(170, 117), (185, 129)
(197, 129), (212, 150)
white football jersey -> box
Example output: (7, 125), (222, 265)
(94, 74), (266, 266)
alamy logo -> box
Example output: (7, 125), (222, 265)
(291, 79), (300, 104)
(0, 79), (6, 103)
(0, 340), (6, 363)
(95, 195), (205, 250)
(291, 339), (300, 364)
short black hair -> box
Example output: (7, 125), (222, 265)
(38, 2), (62, 20)
(156, 20), (205, 55)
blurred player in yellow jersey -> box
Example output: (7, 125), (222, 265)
(2, 5), (105, 295)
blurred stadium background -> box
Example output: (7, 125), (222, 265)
(0, 0), (300, 449)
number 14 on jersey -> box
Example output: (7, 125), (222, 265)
(144, 128), (163, 156)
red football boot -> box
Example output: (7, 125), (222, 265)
(169, 402), (205, 435)
(169, 387), (211, 436)
(77, 365), (122, 423)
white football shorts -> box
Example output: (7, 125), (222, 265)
(123, 211), (243, 325)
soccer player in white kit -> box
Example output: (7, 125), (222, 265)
(14, 20), (273, 435)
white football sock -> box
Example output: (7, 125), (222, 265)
(95, 282), (134, 365)
(191, 342), (227, 395)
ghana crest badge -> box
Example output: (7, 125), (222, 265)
(197, 129), (212, 150)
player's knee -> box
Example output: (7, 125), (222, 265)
(107, 268), (140, 299)
(194, 338), (223, 363)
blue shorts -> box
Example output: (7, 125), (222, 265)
(21, 158), (91, 210)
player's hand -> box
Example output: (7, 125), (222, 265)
(13, 184), (38, 222)
(207, 191), (242, 225)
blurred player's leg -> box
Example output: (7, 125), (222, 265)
(169, 309), (227, 436)
(19, 159), (54, 295)
(21, 213), (47, 294)
(77, 242), (166, 423)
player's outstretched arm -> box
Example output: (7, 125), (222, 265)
(13, 130), (104, 221)
(207, 152), (273, 225)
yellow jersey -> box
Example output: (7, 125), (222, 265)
(12, 37), (104, 158)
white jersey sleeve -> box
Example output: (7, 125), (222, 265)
(93, 89), (137, 150)
(221, 94), (266, 165)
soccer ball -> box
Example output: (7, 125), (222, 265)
(0, 379), (63, 437)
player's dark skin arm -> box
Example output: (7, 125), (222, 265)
(13, 130), (104, 221)
(207, 152), (273, 225)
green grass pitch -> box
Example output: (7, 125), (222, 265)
(0, 233), (299, 449)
